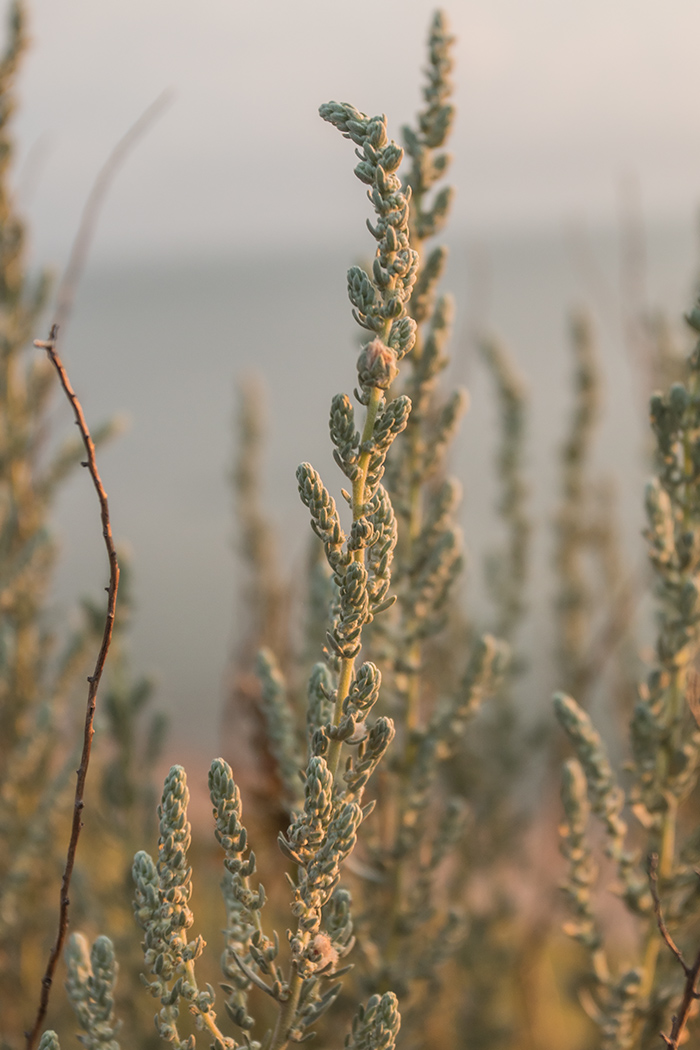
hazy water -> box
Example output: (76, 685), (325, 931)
(47, 216), (699, 758)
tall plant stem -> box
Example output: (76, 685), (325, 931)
(639, 712), (682, 1008)
(637, 368), (699, 1013)
(351, 384), (385, 532)
(404, 432), (424, 734)
(26, 326), (120, 1050)
(327, 384), (384, 779)
(638, 382), (700, 1006)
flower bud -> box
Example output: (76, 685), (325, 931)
(357, 338), (399, 390)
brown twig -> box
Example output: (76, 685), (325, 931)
(25, 324), (120, 1050)
(647, 852), (700, 1049)
(53, 89), (172, 340)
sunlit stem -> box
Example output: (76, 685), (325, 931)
(327, 384), (384, 779)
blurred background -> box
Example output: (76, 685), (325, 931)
(12, 0), (700, 758)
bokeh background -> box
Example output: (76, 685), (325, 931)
(11, 0), (700, 756)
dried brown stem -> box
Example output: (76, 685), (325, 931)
(53, 90), (172, 339)
(25, 324), (120, 1050)
(648, 853), (687, 968)
(648, 852), (700, 1049)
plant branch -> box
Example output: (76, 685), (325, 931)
(648, 852), (700, 1049)
(53, 90), (172, 340)
(270, 969), (303, 1050)
(25, 324), (120, 1050)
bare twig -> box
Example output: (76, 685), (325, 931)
(648, 852), (700, 1049)
(53, 90), (172, 339)
(25, 324), (120, 1050)
(648, 853), (687, 968)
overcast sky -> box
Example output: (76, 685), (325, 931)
(8, 0), (700, 267)
(13, 0), (700, 754)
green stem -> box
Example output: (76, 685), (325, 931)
(327, 385), (384, 779)
(270, 968), (303, 1050)
(638, 673), (683, 1013)
(351, 385), (384, 534)
(403, 389), (424, 734)
(240, 872), (265, 938)
(184, 956), (231, 1048)
(327, 656), (354, 778)
(638, 797), (677, 1005)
